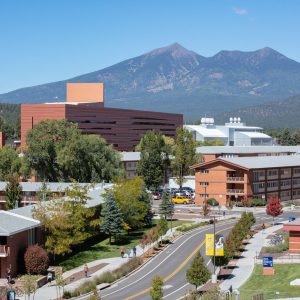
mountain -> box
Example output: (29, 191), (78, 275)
(1, 43), (300, 120)
(216, 94), (300, 128)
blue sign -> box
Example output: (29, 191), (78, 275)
(289, 217), (296, 222)
(263, 256), (273, 268)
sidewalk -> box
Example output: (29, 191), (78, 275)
(18, 227), (178, 300)
(219, 223), (284, 292)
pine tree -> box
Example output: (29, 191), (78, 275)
(159, 191), (174, 220)
(100, 192), (124, 244)
(186, 252), (210, 289)
(150, 276), (163, 300)
(266, 196), (283, 225)
(5, 175), (22, 209)
(280, 128), (294, 145)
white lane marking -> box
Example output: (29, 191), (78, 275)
(163, 285), (173, 290)
(163, 283), (190, 299)
(103, 221), (236, 298)
(206, 258), (212, 266)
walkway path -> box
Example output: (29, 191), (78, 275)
(219, 223), (285, 292)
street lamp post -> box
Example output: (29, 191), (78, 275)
(169, 187), (173, 235)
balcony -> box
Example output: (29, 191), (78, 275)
(227, 189), (245, 195)
(227, 177), (244, 182)
(0, 245), (10, 258)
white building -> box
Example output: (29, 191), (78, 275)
(185, 117), (273, 146)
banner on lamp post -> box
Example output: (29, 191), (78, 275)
(206, 234), (214, 256)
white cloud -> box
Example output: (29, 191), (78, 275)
(233, 7), (248, 16)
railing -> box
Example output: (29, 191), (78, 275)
(0, 245), (10, 257)
(226, 189), (245, 194)
(227, 177), (244, 182)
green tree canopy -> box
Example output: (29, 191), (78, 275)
(5, 175), (22, 209)
(25, 119), (122, 182)
(159, 191), (174, 220)
(0, 145), (21, 180)
(150, 276), (163, 300)
(33, 183), (96, 256)
(186, 252), (210, 289)
(112, 176), (153, 230)
(137, 130), (171, 190)
(100, 192), (124, 244)
(172, 127), (198, 189)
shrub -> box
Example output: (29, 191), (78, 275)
(24, 244), (49, 274)
(251, 197), (266, 207)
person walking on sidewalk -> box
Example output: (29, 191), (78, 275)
(133, 246), (137, 257)
(120, 246), (125, 258)
(84, 264), (89, 278)
(127, 248), (131, 258)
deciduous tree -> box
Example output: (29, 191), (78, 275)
(112, 177), (153, 230)
(266, 196), (283, 225)
(137, 131), (167, 190)
(150, 276), (163, 300)
(186, 252), (210, 289)
(0, 146), (21, 180)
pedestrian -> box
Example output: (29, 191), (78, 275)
(6, 267), (11, 283)
(127, 248), (131, 258)
(84, 264), (89, 277)
(133, 246), (137, 257)
(120, 246), (125, 258)
(223, 211), (226, 217)
(47, 271), (53, 286)
(262, 223), (265, 234)
(6, 287), (16, 300)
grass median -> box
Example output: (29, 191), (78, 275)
(57, 219), (192, 271)
(240, 264), (300, 299)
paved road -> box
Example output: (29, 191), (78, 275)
(77, 211), (298, 300)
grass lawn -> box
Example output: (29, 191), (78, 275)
(57, 219), (192, 271)
(240, 264), (300, 299)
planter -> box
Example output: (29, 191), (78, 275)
(15, 275), (47, 289)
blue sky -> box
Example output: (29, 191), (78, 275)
(0, 0), (299, 93)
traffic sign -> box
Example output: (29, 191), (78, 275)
(263, 256), (273, 268)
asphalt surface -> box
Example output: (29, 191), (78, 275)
(77, 211), (299, 300)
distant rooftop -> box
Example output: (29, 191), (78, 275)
(197, 145), (300, 154)
(221, 155), (300, 169)
(121, 152), (141, 161)
(185, 125), (227, 138)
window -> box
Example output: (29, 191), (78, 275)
(280, 168), (291, 176)
(294, 168), (300, 176)
(280, 180), (291, 187)
(267, 181), (278, 188)
(267, 169), (278, 177)
(28, 228), (35, 246)
(200, 170), (209, 174)
(200, 194), (208, 198)
(200, 182), (209, 186)
(293, 178), (300, 186)
(253, 170), (265, 181)
(253, 183), (265, 193)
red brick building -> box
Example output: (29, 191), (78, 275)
(21, 83), (183, 151)
(191, 155), (300, 206)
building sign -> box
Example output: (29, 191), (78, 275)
(263, 256), (273, 268)
(206, 234), (214, 256)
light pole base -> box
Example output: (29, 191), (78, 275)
(211, 274), (217, 284)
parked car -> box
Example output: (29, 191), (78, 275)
(182, 187), (194, 192)
(171, 196), (192, 204)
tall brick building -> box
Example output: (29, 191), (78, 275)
(21, 83), (183, 151)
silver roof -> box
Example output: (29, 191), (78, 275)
(121, 152), (140, 162)
(197, 146), (300, 155)
(221, 155), (300, 169)
(0, 182), (101, 192)
(0, 211), (40, 236)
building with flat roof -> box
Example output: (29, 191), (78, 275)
(197, 145), (300, 163)
(185, 117), (273, 146)
(21, 83), (183, 151)
(191, 155), (300, 206)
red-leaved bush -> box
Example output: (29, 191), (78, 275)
(24, 244), (49, 274)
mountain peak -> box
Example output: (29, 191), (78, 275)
(146, 43), (198, 59)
